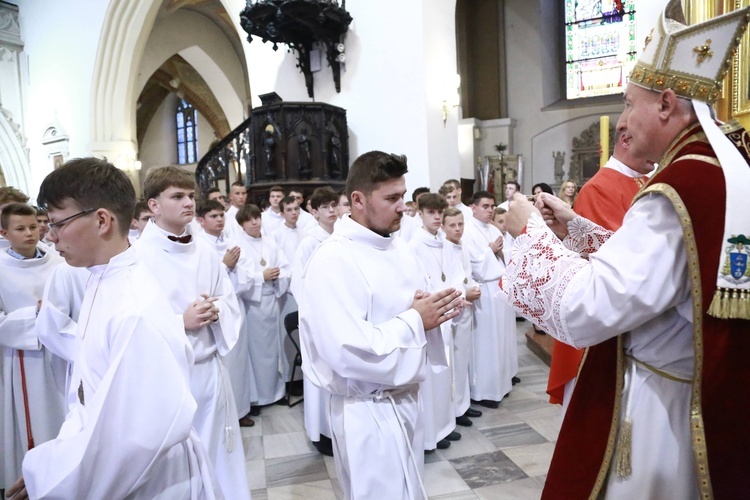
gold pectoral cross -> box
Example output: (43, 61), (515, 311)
(693, 39), (713, 64)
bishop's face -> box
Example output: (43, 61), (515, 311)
(617, 84), (666, 164)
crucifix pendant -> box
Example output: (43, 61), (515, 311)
(463, 278), (468, 284)
(260, 258), (266, 266)
(78, 380), (85, 405)
(441, 273), (446, 282)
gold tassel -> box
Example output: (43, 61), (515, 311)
(722, 288), (731, 318)
(741, 290), (750, 320)
(708, 288), (750, 320)
(615, 418), (633, 477)
(707, 289), (724, 318)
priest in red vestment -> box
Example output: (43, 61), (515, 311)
(546, 130), (652, 408)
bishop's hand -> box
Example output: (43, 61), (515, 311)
(537, 193), (578, 239)
(505, 193), (541, 237)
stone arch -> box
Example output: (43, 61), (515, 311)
(0, 111), (29, 192)
(89, 0), (251, 162)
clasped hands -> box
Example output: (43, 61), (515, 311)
(411, 288), (463, 331)
(183, 293), (220, 330)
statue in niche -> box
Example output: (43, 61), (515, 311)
(330, 132), (342, 179)
(553, 151), (566, 184)
(298, 128), (312, 179)
(263, 124), (276, 179)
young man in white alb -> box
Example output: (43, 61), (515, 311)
(290, 186), (338, 456)
(197, 199), (258, 428)
(9, 158), (218, 499)
(408, 193), (464, 452)
(261, 185), (285, 236)
(236, 204), (289, 408)
(0, 203), (67, 492)
(462, 191), (517, 408)
(299, 151), (462, 498)
(136, 166), (249, 500)
(274, 195), (303, 383)
(442, 207), (483, 425)
(288, 188), (316, 233)
(223, 181), (247, 239)
(439, 179), (473, 221)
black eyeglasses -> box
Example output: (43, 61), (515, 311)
(48, 208), (96, 239)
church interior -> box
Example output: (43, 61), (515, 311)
(2, 0), (750, 498)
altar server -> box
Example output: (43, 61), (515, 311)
(236, 204), (289, 407)
(290, 186), (338, 456)
(462, 191), (517, 408)
(299, 151), (462, 499)
(9, 158), (218, 499)
(0, 203), (67, 492)
(136, 166), (249, 500)
(408, 193), (462, 451)
(197, 199), (257, 427)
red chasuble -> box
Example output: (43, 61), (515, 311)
(546, 166), (644, 404)
(543, 122), (750, 499)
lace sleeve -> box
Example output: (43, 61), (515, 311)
(562, 216), (613, 256)
(499, 213), (587, 346)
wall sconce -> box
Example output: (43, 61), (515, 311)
(442, 74), (461, 127)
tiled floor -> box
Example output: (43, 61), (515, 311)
(241, 320), (562, 499)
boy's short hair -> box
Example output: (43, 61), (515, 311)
(0, 202), (36, 229)
(279, 195), (297, 212)
(37, 157), (136, 237)
(411, 187), (430, 202)
(236, 204), (262, 225)
(442, 207), (463, 221)
(197, 199), (225, 218)
(438, 184), (454, 196)
(493, 207), (507, 217)
(405, 201), (415, 208)
(204, 186), (222, 200)
(346, 151), (408, 198)
(34, 206), (48, 217)
(230, 181), (244, 189)
(443, 179), (461, 190)
(506, 181), (521, 191)
(471, 190), (494, 205)
(143, 166), (195, 201)
(309, 186), (338, 210)
(0, 186), (29, 206)
(417, 193), (448, 212)
(133, 200), (151, 219)
(269, 185), (284, 195)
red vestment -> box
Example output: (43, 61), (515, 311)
(546, 164), (645, 404)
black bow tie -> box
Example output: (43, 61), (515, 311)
(167, 234), (192, 244)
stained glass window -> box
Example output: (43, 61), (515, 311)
(565, 0), (637, 100)
(176, 98), (198, 164)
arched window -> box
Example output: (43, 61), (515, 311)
(176, 98), (198, 164)
(565, 0), (637, 100)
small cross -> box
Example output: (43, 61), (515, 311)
(693, 39), (713, 64)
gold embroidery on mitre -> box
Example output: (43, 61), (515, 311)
(693, 39), (714, 64)
(643, 28), (654, 51)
